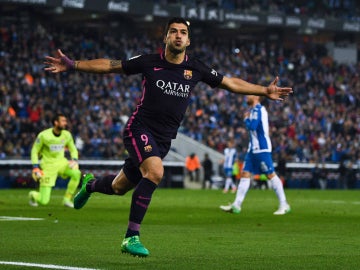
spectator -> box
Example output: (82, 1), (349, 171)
(312, 162), (328, 190)
(202, 152), (213, 189)
(345, 161), (357, 189)
(185, 153), (201, 182)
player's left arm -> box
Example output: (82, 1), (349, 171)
(219, 76), (292, 101)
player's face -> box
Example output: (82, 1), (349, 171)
(164, 23), (190, 54)
(246, 95), (257, 106)
(55, 116), (67, 130)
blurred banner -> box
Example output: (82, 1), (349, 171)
(1, 0), (359, 32)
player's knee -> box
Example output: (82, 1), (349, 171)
(112, 180), (131, 195)
(140, 157), (164, 184)
(143, 168), (163, 184)
(38, 196), (50, 205)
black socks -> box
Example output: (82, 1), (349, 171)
(86, 174), (116, 195)
(126, 178), (157, 238)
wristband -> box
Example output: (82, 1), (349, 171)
(33, 164), (39, 168)
(61, 55), (75, 70)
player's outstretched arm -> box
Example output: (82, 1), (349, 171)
(44, 49), (124, 74)
(219, 76), (292, 101)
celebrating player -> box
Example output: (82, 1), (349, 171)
(44, 17), (292, 257)
(29, 113), (81, 208)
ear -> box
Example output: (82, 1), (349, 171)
(163, 35), (167, 44)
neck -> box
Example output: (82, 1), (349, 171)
(53, 128), (61, 136)
(164, 47), (186, 64)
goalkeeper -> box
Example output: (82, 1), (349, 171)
(29, 113), (81, 208)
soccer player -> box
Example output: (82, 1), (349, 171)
(220, 95), (291, 215)
(44, 17), (292, 256)
(221, 139), (238, 193)
(29, 113), (81, 208)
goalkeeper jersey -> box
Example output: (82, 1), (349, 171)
(31, 128), (78, 165)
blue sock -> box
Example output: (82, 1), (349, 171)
(125, 178), (157, 238)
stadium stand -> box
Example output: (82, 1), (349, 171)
(0, 1), (359, 189)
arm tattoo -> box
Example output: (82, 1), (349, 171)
(110, 60), (122, 68)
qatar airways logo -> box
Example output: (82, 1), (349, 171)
(156, 80), (190, 98)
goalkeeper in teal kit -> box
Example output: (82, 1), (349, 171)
(29, 113), (81, 208)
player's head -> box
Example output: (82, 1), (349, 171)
(164, 17), (190, 37)
(246, 95), (261, 107)
(227, 139), (235, 148)
(164, 17), (191, 54)
(52, 113), (67, 130)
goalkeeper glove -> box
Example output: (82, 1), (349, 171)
(32, 166), (44, 181)
(68, 159), (79, 170)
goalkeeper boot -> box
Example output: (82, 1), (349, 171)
(63, 197), (74, 208)
(28, 191), (38, 207)
(74, 173), (94, 209)
(220, 203), (241, 214)
(121, 235), (149, 257)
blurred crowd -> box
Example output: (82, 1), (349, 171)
(0, 9), (359, 168)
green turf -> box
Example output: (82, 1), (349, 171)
(0, 188), (359, 270)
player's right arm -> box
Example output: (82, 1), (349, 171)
(31, 134), (44, 181)
(31, 134), (43, 166)
(44, 49), (124, 74)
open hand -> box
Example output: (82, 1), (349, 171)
(44, 49), (74, 73)
(266, 76), (293, 101)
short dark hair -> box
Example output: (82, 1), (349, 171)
(52, 113), (66, 125)
(164, 17), (190, 37)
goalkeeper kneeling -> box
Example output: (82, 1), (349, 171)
(29, 113), (81, 208)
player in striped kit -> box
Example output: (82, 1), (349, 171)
(220, 95), (290, 215)
(222, 140), (238, 193)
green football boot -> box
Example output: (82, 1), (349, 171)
(121, 235), (149, 257)
(74, 173), (94, 209)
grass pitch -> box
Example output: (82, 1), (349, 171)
(0, 188), (359, 270)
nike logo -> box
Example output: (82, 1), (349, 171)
(154, 67), (164, 71)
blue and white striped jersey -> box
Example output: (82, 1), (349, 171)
(245, 103), (272, 153)
(223, 147), (237, 169)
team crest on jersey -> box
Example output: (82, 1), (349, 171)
(184, 70), (192, 80)
(144, 145), (153, 152)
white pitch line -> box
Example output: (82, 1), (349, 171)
(0, 261), (100, 270)
(305, 200), (360, 205)
(0, 216), (44, 221)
